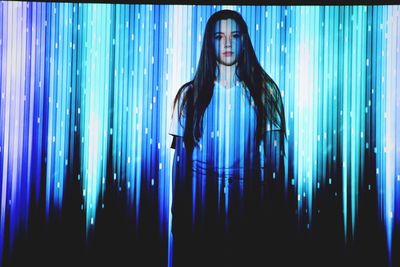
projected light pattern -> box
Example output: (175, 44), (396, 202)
(77, 3), (112, 232)
(0, 2), (399, 265)
(378, 6), (400, 262)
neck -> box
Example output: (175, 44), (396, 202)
(216, 63), (237, 89)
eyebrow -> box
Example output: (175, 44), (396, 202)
(214, 31), (241, 35)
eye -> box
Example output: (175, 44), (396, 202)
(232, 33), (241, 38)
(214, 34), (223, 40)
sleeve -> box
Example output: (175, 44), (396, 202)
(169, 92), (186, 149)
(260, 118), (285, 181)
(169, 102), (185, 138)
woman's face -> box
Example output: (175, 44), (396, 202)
(213, 18), (242, 66)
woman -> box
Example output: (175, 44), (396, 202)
(170, 9), (286, 266)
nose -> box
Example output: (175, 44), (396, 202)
(224, 36), (232, 47)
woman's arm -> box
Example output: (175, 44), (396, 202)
(171, 136), (188, 196)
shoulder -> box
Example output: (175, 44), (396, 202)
(173, 82), (194, 116)
(170, 82), (193, 138)
(175, 82), (193, 100)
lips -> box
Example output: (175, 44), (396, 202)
(223, 51), (233, 56)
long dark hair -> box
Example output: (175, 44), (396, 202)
(173, 9), (286, 151)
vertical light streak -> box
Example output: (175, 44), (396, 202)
(113, 3), (121, 203)
(308, 6), (317, 226)
(293, 5), (302, 222)
(294, 6), (317, 225)
(81, 3), (111, 232)
(383, 5), (399, 262)
(349, 6), (366, 239)
(374, 4), (388, 258)
(393, 4), (400, 235)
(25, 1), (36, 234)
(10, 0), (23, 250)
(45, 2), (55, 217)
(374, 5), (384, 228)
(284, 6), (295, 199)
(128, 4), (142, 226)
(342, 5), (350, 239)
(0, 1), (9, 261)
(35, 2), (46, 205)
(393, 5), (400, 238)
(129, 5), (136, 211)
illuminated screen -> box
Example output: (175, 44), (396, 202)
(0, 2), (399, 266)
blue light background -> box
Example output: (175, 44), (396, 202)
(0, 2), (399, 265)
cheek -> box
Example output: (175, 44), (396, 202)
(233, 39), (242, 54)
(214, 41), (222, 56)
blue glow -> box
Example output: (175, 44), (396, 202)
(0, 3), (399, 265)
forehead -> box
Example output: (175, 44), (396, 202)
(214, 18), (239, 32)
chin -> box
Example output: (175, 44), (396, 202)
(218, 60), (237, 66)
